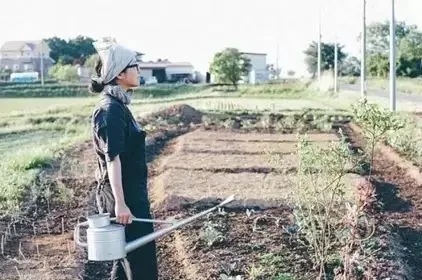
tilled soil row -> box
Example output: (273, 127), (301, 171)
(345, 123), (422, 279)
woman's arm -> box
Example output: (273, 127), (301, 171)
(107, 155), (133, 225)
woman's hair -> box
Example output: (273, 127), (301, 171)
(89, 57), (132, 93)
(89, 58), (106, 93)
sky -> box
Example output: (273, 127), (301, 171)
(1, 0), (422, 76)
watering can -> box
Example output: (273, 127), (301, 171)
(74, 195), (234, 261)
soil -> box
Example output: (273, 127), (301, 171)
(155, 207), (316, 280)
(2, 107), (422, 280)
(151, 169), (296, 210)
(179, 130), (337, 154)
(139, 104), (203, 126)
(149, 130), (345, 212)
(344, 123), (422, 280)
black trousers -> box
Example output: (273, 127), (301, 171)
(96, 184), (158, 280)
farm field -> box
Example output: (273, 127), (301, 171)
(0, 89), (422, 279)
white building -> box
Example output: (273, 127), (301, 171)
(139, 61), (194, 83)
(241, 52), (269, 84)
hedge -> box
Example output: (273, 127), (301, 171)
(0, 83), (207, 98)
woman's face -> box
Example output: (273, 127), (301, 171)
(117, 64), (140, 89)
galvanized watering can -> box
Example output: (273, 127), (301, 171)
(74, 195), (234, 261)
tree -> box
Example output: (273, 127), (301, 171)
(48, 64), (79, 82)
(45, 36), (96, 65)
(304, 41), (346, 77)
(397, 29), (422, 77)
(340, 56), (361, 77)
(209, 48), (251, 88)
(368, 53), (389, 77)
(367, 21), (416, 55)
(366, 21), (422, 77)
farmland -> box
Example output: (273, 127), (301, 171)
(0, 84), (422, 279)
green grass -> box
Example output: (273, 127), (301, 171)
(367, 77), (422, 95)
(0, 125), (89, 216)
(0, 97), (97, 115)
(340, 76), (422, 95)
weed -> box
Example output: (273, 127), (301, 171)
(201, 220), (226, 247)
(273, 273), (295, 280)
(56, 181), (75, 204)
(247, 264), (265, 280)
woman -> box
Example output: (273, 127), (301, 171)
(89, 40), (158, 280)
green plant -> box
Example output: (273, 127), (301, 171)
(385, 114), (422, 166)
(294, 132), (357, 278)
(201, 220), (226, 247)
(339, 99), (405, 279)
(247, 264), (265, 280)
(352, 98), (404, 176)
(273, 273), (295, 280)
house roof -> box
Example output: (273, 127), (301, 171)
(167, 62), (193, 67)
(139, 61), (193, 69)
(0, 40), (50, 54)
(240, 52), (267, 56)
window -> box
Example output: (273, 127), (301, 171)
(13, 64), (20, 71)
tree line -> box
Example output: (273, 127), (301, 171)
(43, 20), (422, 83)
(304, 21), (422, 78)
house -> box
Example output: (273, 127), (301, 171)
(241, 52), (269, 84)
(0, 40), (54, 79)
(139, 61), (194, 83)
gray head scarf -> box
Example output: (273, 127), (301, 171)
(92, 40), (138, 104)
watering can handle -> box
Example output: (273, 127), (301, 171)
(74, 221), (89, 248)
(109, 217), (175, 225)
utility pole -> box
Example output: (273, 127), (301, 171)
(276, 43), (280, 79)
(361, 0), (366, 97)
(40, 40), (45, 86)
(318, 3), (322, 89)
(334, 39), (338, 93)
(390, 0), (396, 111)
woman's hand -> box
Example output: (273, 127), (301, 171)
(115, 201), (133, 225)
(106, 155), (133, 225)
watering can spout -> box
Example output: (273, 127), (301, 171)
(125, 195), (235, 253)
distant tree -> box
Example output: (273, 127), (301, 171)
(210, 48), (251, 89)
(58, 55), (74, 65)
(397, 29), (422, 77)
(48, 64), (79, 82)
(340, 56), (361, 77)
(367, 21), (416, 55)
(45, 36), (96, 65)
(368, 53), (389, 77)
(366, 21), (422, 77)
(304, 41), (346, 77)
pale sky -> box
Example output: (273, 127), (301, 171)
(1, 0), (422, 75)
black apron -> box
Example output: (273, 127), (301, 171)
(92, 94), (158, 280)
